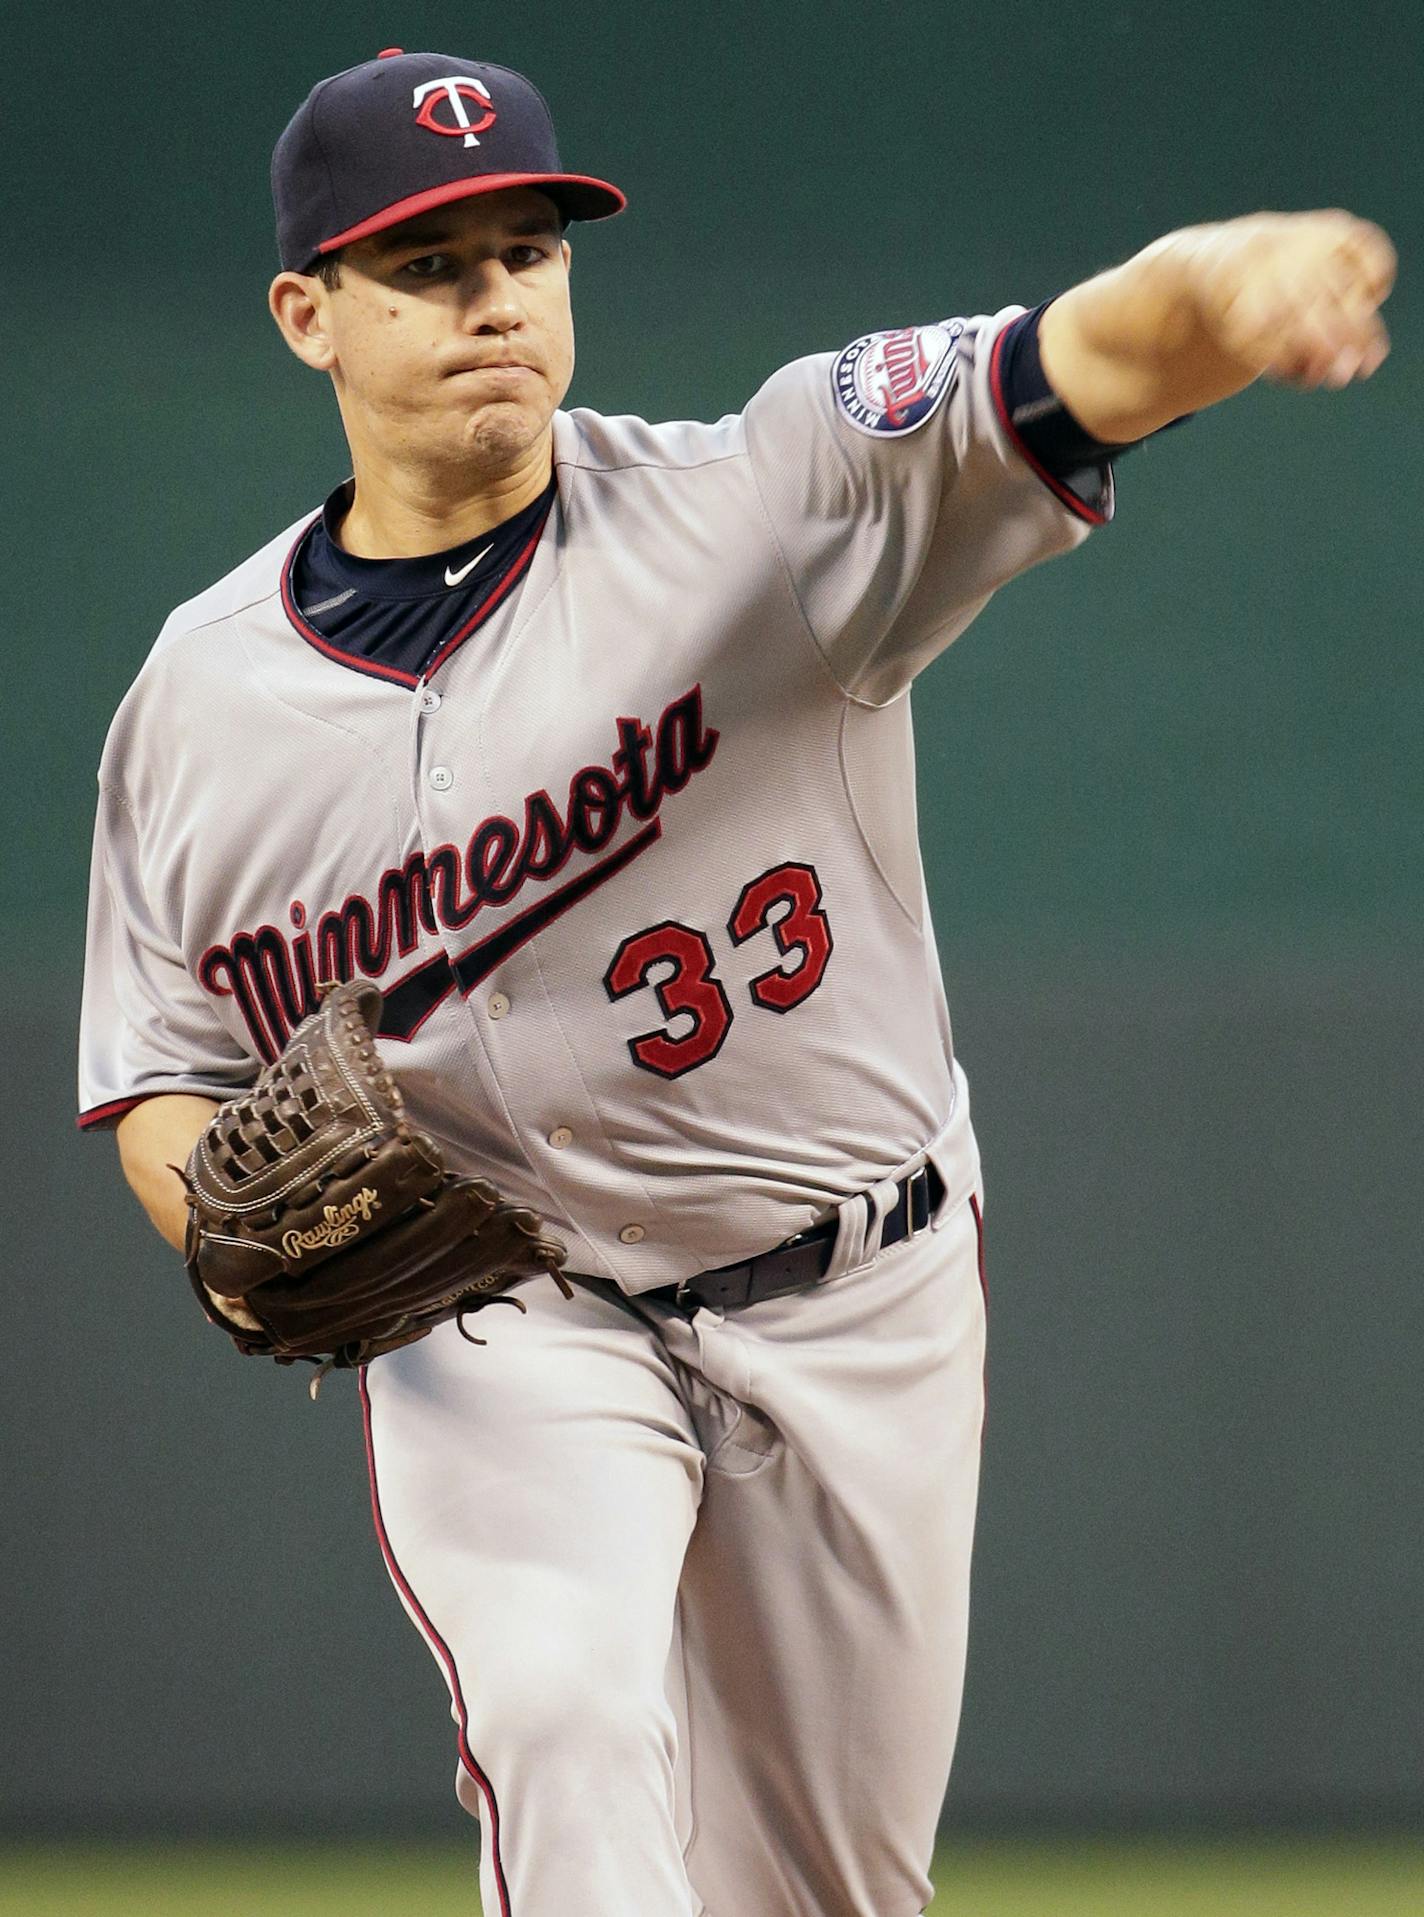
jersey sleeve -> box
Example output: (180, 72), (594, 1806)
(77, 778), (255, 1130)
(742, 304), (1112, 705)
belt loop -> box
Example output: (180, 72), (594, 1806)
(864, 1177), (900, 1262)
(823, 1189), (870, 1282)
(905, 1164), (929, 1241)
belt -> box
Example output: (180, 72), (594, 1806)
(645, 1160), (946, 1313)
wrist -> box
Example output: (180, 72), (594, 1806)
(1115, 226), (1221, 355)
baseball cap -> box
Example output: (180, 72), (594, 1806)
(272, 48), (626, 272)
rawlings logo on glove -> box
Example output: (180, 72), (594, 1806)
(282, 1187), (383, 1258)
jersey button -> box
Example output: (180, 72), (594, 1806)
(488, 991), (511, 1020)
(618, 1223), (646, 1245)
(429, 765), (454, 790)
(418, 689), (442, 714)
(548, 1126), (573, 1149)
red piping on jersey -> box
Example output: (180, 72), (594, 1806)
(318, 172), (626, 253)
(278, 517), (418, 688)
(970, 1191), (989, 1434)
(359, 1370), (513, 1917)
(988, 325), (1109, 528)
(278, 505), (551, 688)
(423, 516), (548, 677)
(970, 1191), (987, 1306)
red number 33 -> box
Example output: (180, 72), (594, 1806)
(603, 861), (833, 1079)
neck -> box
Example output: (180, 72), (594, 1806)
(335, 433), (555, 558)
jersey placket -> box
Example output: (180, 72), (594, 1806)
(408, 629), (680, 1290)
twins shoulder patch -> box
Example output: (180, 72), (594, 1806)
(832, 319), (965, 437)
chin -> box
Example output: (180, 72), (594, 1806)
(456, 401), (549, 474)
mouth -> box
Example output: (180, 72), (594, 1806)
(445, 361), (540, 380)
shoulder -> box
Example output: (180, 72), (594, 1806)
(553, 348), (855, 471)
(550, 353), (852, 492)
(98, 510), (316, 784)
(149, 513), (313, 659)
(553, 402), (749, 476)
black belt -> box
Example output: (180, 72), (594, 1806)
(645, 1161), (946, 1313)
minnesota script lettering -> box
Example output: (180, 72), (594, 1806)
(199, 685), (719, 1059)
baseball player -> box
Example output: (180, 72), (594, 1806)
(78, 46), (1394, 1917)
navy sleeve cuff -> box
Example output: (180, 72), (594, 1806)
(996, 300), (1136, 475)
(997, 299), (1192, 486)
(988, 306), (1110, 525)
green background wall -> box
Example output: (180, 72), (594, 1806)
(4, 0), (1420, 1837)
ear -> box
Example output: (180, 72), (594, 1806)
(269, 272), (337, 372)
(561, 237), (572, 274)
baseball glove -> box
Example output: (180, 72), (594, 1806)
(178, 978), (570, 1392)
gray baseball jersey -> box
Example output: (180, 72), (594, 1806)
(79, 305), (1102, 1291)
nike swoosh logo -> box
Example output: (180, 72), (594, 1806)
(445, 545), (493, 587)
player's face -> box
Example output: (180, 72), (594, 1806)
(305, 189), (575, 481)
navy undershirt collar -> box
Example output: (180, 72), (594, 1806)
(309, 476), (556, 601)
(290, 473), (557, 679)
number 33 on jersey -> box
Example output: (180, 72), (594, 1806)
(606, 860), (834, 1078)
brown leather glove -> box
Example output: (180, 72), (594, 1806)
(179, 979), (569, 1389)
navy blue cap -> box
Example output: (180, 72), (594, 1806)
(273, 48), (625, 272)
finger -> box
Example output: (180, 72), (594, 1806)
(1358, 318), (1391, 377)
(1322, 313), (1390, 381)
(1209, 225), (1391, 372)
(1260, 288), (1357, 383)
(1338, 219), (1398, 305)
(1322, 343), (1365, 389)
(1274, 272), (1386, 365)
(1266, 297), (1353, 381)
(1275, 211), (1396, 327)
(1272, 351), (1337, 390)
(1266, 312), (1390, 389)
(1315, 241), (1384, 319)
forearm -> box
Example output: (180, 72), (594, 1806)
(116, 1094), (220, 1253)
(1039, 211), (1395, 445)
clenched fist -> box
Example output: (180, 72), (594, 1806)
(1040, 206), (1398, 443)
(1183, 210), (1395, 388)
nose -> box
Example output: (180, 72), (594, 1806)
(459, 259), (525, 336)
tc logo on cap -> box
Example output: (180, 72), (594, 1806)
(413, 76), (497, 147)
